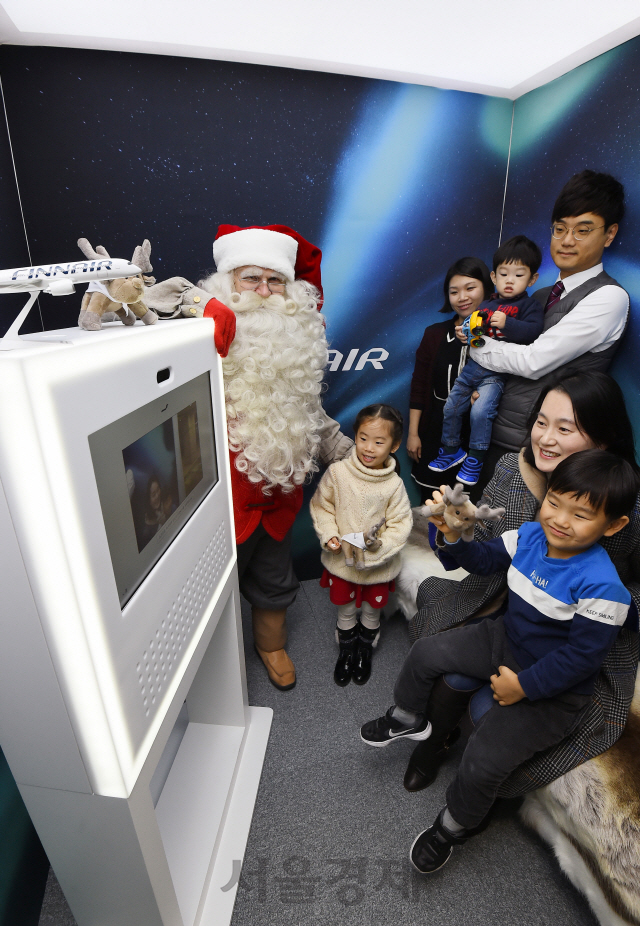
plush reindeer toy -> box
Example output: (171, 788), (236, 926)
(77, 238), (158, 330)
(424, 482), (505, 542)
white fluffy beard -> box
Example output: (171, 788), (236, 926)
(200, 272), (328, 493)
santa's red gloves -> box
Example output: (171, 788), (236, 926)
(203, 298), (236, 357)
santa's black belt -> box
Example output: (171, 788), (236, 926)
(247, 502), (276, 509)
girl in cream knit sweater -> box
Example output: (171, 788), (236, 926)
(310, 405), (412, 686)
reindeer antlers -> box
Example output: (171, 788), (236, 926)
(77, 238), (110, 260)
(443, 483), (470, 506)
(132, 239), (153, 275)
(475, 503), (506, 522)
(78, 237), (152, 275)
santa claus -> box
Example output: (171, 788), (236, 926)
(149, 225), (351, 690)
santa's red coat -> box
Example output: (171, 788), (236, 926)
(229, 450), (303, 545)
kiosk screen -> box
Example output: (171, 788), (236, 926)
(89, 373), (218, 606)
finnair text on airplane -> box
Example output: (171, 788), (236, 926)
(0, 259), (141, 294)
(10, 261), (117, 281)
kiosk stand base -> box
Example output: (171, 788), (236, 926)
(18, 576), (272, 926)
(155, 706), (272, 926)
(199, 706), (272, 925)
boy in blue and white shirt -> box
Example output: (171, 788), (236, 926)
(361, 450), (638, 874)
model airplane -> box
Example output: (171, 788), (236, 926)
(0, 258), (141, 350)
(0, 258), (141, 294)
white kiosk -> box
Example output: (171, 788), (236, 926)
(0, 304), (271, 926)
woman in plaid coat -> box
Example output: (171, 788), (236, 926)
(407, 371), (640, 798)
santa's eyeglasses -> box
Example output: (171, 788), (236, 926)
(234, 270), (287, 292)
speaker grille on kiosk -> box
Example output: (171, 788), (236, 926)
(136, 521), (229, 716)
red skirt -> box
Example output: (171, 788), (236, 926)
(320, 569), (395, 608)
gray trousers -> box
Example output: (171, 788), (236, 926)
(236, 523), (300, 610)
(394, 617), (590, 829)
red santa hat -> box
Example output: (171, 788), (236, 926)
(213, 224), (323, 301)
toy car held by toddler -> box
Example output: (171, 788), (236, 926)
(461, 309), (490, 347)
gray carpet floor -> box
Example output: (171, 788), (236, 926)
(230, 581), (598, 926)
(38, 579), (598, 925)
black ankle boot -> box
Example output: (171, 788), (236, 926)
(352, 624), (380, 686)
(403, 676), (474, 791)
(403, 727), (461, 791)
(334, 625), (359, 687)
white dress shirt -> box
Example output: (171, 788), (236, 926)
(471, 263), (629, 381)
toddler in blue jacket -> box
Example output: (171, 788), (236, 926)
(361, 449), (638, 874)
(429, 235), (543, 485)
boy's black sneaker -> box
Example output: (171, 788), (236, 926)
(360, 707), (432, 747)
(410, 809), (468, 874)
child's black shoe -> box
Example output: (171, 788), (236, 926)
(352, 623), (380, 685)
(410, 809), (468, 874)
(360, 707), (431, 747)
(334, 625), (359, 687)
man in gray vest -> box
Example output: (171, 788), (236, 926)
(469, 170), (628, 476)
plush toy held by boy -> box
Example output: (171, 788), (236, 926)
(361, 449), (638, 874)
(428, 235), (543, 485)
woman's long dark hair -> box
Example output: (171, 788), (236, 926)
(522, 372), (639, 472)
(439, 256), (493, 314)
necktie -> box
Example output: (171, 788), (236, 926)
(545, 280), (565, 313)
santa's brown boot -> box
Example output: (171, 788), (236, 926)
(252, 608), (296, 691)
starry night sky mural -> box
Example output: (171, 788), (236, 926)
(0, 45), (510, 573)
(1, 39), (640, 576)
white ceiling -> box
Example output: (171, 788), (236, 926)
(1, 0), (640, 99)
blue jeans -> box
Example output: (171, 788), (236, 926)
(445, 674), (495, 726)
(441, 359), (505, 453)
